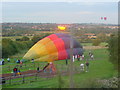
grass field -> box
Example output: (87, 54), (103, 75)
(2, 48), (118, 88)
(2, 36), (33, 41)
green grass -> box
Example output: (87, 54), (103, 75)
(2, 48), (118, 88)
(81, 43), (92, 46)
(2, 36), (33, 41)
(81, 42), (108, 47)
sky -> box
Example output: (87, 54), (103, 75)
(1, 1), (118, 24)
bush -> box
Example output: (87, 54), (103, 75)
(92, 39), (101, 46)
(16, 36), (30, 41)
(21, 36), (30, 41)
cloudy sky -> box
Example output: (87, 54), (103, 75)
(2, 1), (118, 24)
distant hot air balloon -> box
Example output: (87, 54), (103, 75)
(100, 17), (107, 20)
(104, 17), (107, 20)
(101, 17), (103, 20)
(58, 25), (66, 31)
(23, 33), (83, 62)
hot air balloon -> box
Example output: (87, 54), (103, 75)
(101, 17), (107, 20)
(23, 33), (83, 62)
(23, 33), (83, 72)
(101, 17), (103, 20)
(104, 17), (107, 20)
(58, 25), (66, 31)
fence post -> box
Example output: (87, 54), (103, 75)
(8, 66), (10, 71)
(34, 63), (35, 70)
(22, 75), (25, 83)
(9, 76), (11, 85)
(35, 73), (37, 81)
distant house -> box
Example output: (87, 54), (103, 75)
(84, 33), (97, 39)
(106, 33), (112, 37)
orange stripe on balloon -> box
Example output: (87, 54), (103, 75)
(44, 38), (58, 62)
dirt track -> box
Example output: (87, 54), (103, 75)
(83, 46), (108, 50)
(1, 70), (59, 80)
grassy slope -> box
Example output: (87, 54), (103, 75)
(2, 48), (118, 88)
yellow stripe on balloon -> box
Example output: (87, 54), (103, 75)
(34, 52), (58, 62)
(23, 37), (58, 62)
(23, 38), (49, 60)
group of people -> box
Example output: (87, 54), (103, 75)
(13, 67), (21, 76)
(2, 51), (93, 76)
(89, 51), (94, 60)
(72, 52), (94, 63)
(80, 61), (90, 72)
(0, 58), (11, 65)
(72, 54), (85, 62)
(0, 58), (25, 66)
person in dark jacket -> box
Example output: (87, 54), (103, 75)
(37, 67), (40, 73)
(85, 61), (89, 72)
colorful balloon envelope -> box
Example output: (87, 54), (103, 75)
(23, 33), (83, 62)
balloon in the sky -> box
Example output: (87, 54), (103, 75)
(104, 17), (107, 20)
(101, 17), (107, 20)
(101, 17), (103, 20)
(23, 33), (83, 62)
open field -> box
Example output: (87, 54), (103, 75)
(1, 47), (118, 88)
(1, 36), (33, 41)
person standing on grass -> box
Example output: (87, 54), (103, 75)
(73, 55), (75, 62)
(13, 67), (18, 76)
(80, 63), (84, 71)
(77, 55), (80, 61)
(37, 67), (40, 73)
(7, 58), (10, 62)
(17, 69), (21, 76)
(31, 59), (34, 63)
(91, 54), (94, 60)
(17, 59), (20, 63)
(75, 55), (77, 60)
(2, 58), (4, 65)
(82, 54), (84, 60)
(20, 61), (23, 67)
(89, 51), (91, 56)
(85, 61), (89, 72)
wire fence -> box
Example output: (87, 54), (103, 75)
(1, 65), (86, 86)
(1, 57), (100, 75)
(1, 73), (52, 86)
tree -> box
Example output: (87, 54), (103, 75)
(92, 39), (101, 46)
(97, 33), (108, 42)
(31, 35), (42, 44)
(2, 39), (19, 58)
(108, 35), (118, 69)
(2, 38), (33, 58)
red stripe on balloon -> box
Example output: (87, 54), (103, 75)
(47, 34), (68, 60)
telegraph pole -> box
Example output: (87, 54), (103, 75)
(69, 27), (74, 88)
(57, 25), (74, 88)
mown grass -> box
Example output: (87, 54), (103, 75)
(2, 36), (33, 41)
(81, 42), (108, 47)
(2, 48), (118, 88)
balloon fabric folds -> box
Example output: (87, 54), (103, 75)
(23, 33), (83, 62)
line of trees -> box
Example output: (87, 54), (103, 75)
(2, 33), (52, 58)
